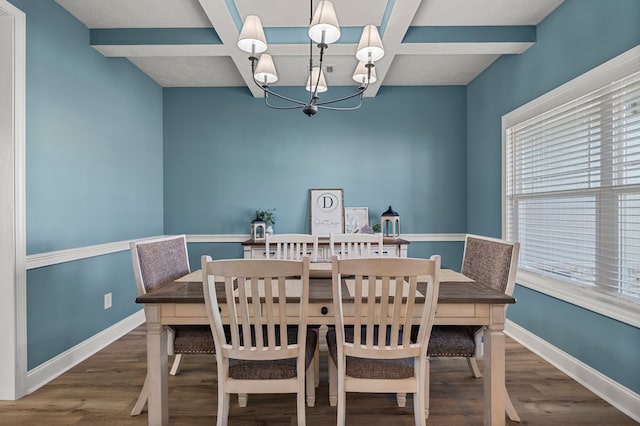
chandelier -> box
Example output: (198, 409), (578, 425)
(237, 0), (385, 117)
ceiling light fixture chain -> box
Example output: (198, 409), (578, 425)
(238, 0), (384, 117)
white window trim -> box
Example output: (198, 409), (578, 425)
(502, 44), (640, 329)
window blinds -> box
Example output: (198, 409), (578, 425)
(505, 70), (640, 301)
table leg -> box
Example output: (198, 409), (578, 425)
(484, 305), (506, 426)
(145, 305), (168, 426)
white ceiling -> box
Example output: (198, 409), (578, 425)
(54, 0), (564, 97)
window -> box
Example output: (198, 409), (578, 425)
(503, 46), (640, 326)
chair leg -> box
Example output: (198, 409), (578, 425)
(306, 359), (316, 407)
(506, 388), (521, 422)
(328, 356), (337, 407)
(314, 340), (320, 388)
(298, 373), (307, 426)
(217, 389), (230, 426)
(337, 363), (346, 426)
(414, 357), (428, 426)
(424, 358), (430, 419)
(396, 393), (407, 407)
(238, 393), (248, 407)
(467, 356), (482, 378)
(169, 353), (183, 376)
(130, 374), (148, 416)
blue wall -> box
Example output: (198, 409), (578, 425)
(466, 0), (640, 393)
(10, 0), (164, 369)
(163, 85), (468, 243)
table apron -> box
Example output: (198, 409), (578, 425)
(157, 302), (493, 326)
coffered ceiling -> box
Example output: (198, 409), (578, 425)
(54, 0), (564, 97)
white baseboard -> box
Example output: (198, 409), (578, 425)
(506, 320), (640, 423)
(26, 309), (145, 394)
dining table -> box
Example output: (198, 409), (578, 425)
(135, 262), (516, 426)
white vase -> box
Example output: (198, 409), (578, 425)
(266, 225), (274, 235)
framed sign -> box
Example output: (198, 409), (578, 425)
(344, 207), (369, 233)
(310, 188), (344, 236)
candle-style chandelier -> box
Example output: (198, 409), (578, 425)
(237, 0), (385, 117)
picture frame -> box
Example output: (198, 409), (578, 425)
(309, 188), (344, 236)
(344, 207), (369, 233)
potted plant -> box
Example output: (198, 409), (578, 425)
(255, 208), (276, 235)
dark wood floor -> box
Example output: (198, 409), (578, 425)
(0, 326), (636, 425)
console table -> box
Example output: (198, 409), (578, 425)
(242, 237), (409, 259)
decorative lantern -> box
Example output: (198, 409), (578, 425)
(251, 216), (266, 241)
(381, 205), (400, 238)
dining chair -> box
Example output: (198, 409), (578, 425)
(425, 234), (521, 421)
(202, 256), (317, 426)
(329, 232), (384, 258)
(327, 255), (441, 426)
(266, 233), (319, 262)
(129, 235), (216, 416)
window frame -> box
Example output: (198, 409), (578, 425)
(501, 44), (640, 328)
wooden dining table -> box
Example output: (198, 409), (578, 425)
(136, 264), (515, 426)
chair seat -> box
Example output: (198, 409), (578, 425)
(427, 325), (478, 357)
(172, 325), (216, 354)
(326, 327), (414, 380)
(229, 328), (318, 380)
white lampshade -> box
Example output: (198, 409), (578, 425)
(308, 0), (341, 44)
(238, 15), (268, 54)
(305, 67), (328, 93)
(356, 24), (384, 62)
(352, 61), (377, 84)
(254, 54), (278, 84)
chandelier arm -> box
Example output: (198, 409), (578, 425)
(315, 85), (367, 106)
(264, 94), (305, 110)
(262, 87), (308, 106)
(317, 102), (363, 111)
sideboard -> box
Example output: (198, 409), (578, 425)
(241, 237), (409, 260)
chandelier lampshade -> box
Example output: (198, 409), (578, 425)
(237, 15), (267, 54)
(352, 61), (377, 85)
(254, 53), (278, 84)
(308, 0), (341, 44)
(356, 24), (385, 62)
(305, 67), (328, 93)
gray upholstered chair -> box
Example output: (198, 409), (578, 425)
(327, 255), (441, 425)
(129, 235), (216, 416)
(425, 234), (521, 421)
(202, 256), (317, 426)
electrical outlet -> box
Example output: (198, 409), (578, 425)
(104, 293), (112, 310)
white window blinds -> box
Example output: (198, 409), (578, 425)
(505, 70), (640, 302)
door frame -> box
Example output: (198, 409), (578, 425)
(0, 0), (27, 400)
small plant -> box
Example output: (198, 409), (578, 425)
(372, 223), (381, 233)
(255, 208), (276, 226)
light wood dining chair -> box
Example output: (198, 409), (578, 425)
(129, 235), (216, 416)
(266, 233), (319, 262)
(327, 255), (441, 426)
(425, 234), (521, 421)
(329, 232), (384, 258)
(202, 256), (317, 426)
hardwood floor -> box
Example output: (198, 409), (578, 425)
(0, 326), (635, 425)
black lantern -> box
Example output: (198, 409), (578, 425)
(251, 216), (266, 241)
(381, 205), (400, 238)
